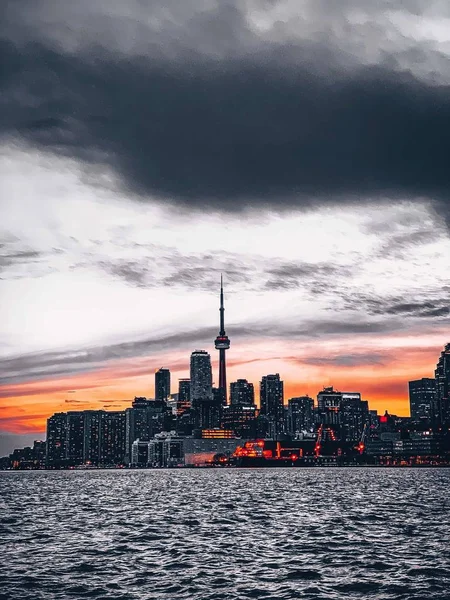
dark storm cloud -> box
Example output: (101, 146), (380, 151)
(1, 1), (450, 225)
(337, 292), (450, 320)
(94, 251), (353, 294)
(97, 254), (252, 290)
(264, 263), (352, 291)
(382, 302), (450, 318)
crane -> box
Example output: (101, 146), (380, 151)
(356, 423), (368, 454)
(314, 424), (323, 457)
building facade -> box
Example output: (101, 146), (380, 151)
(260, 374), (285, 439)
(409, 378), (436, 424)
(100, 411), (126, 465)
(435, 343), (450, 427)
(286, 396), (314, 437)
(46, 413), (68, 467)
(155, 367), (171, 401)
(230, 379), (255, 406)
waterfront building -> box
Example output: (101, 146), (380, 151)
(340, 394), (368, 442)
(143, 433), (186, 467)
(125, 398), (169, 463)
(46, 412), (68, 467)
(183, 437), (246, 466)
(66, 411), (85, 465)
(83, 410), (102, 465)
(409, 378), (436, 424)
(286, 396), (314, 437)
(317, 387), (342, 430)
(131, 439), (150, 467)
(100, 411), (126, 465)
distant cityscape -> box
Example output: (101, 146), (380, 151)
(2, 279), (450, 469)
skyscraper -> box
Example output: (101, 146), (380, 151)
(155, 367), (171, 401)
(99, 411), (126, 465)
(260, 374), (285, 439)
(66, 411), (85, 465)
(125, 397), (169, 463)
(286, 396), (314, 437)
(190, 350), (217, 429)
(317, 387), (342, 430)
(409, 378), (436, 424)
(214, 275), (230, 404)
(190, 351), (213, 406)
(435, 343), (450, 427)
(230, 379), (255, 406)
(341, 394), (369, 442)
(83, 410), (102, 465)
(46, 412), (67, 468)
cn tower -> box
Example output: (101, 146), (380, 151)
(214, 274), (230, 404)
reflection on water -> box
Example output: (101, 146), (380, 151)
(2, 468), (450, 599)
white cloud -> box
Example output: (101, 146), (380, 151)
(1, 144), (449, 369)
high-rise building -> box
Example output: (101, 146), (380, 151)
(83, 410), (102, 465)
(155, 368), (171, 401)
(46, 413), (67, 467)
(125, 398), (170, 463)
(435, 343), (450, 427)
(177, 378), (191, 416)
(340, 394), (368, 442)
(260, 374), (285, 439)
(317, 387), (342, 430)
(100, 411), (126, 465)
(190, 350), (213, 408)
(214, 275), (230, 404)
(66, 411), (85, 465)
(222, 404), (257, 438)
(230, 379), (255, 406)
(286, 396), (314, 437)
(409, 378), (436, 424)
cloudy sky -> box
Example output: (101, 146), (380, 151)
(1, 0), (449, 453)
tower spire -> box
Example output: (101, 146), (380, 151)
(219, 273), (225, 335)
(215, 274), (230, 404)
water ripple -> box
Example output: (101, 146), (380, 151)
(1, 468), (450, 599)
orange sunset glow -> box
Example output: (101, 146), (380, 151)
(1, 332), (445, 436)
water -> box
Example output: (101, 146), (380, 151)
(1, 468), (450, 600)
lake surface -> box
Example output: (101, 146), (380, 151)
(1, 468), (450, 600)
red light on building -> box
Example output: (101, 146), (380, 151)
(380, 416), (388, 423)
(291, 454), (298, 461)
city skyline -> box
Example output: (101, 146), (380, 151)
(0, 271), (448, 454)
(1, 276), (448, 457)
(4, 338), (448, 469)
